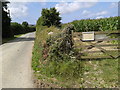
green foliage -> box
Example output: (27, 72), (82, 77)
(32, 25), (83, 86)
(36, 17), (43, 26)
(11, 22), (25, 35)
(33, 23), (119, 87)
(47, 25), (74, 61)
(40, 59), (83, 80)
(32, 26), (61, 71)
(22, 21), (29, 33)
(2, 1), (14, 38)
(70, 16), (119, 32)
(2, 34), (24, 44)
(22, 21), (28, 27)
(37, 7), (61, 27)
(11, 22), (36, 35)
(33, 11), (119, 87)
(81, 59), (118, 88)
(29, 25), (36, 32)
(2, 1), (35, 38)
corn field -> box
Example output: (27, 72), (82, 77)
(70, 16), (120, 32)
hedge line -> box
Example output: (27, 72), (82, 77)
(11, 22), (36, 35)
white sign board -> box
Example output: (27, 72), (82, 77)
(82, 32), (95, 41)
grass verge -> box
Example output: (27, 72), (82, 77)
(2, 34), (24, 44)
(32, 26), (119, 88)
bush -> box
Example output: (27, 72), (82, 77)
(11, 22), (25, 35)
(22, 21), (28, 27)
(29, 26), (36, 32)
(32, 25), (84, 85)
(47, 24), (74, 61)
(32, 26), (61, 71)
(11, 22), (36, 35)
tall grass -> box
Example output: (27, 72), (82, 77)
(32, 26), (61, 71)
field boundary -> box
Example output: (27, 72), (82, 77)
(73, 31), (120, 60)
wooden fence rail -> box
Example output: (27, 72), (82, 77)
(74, 30), (120, 35)
(73, 31), (120, 60)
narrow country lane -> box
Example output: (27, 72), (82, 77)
(0, 32), (35, 88)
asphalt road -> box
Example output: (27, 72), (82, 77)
(0, 32), (35, 88)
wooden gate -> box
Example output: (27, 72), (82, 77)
(73, 31), (120, 60)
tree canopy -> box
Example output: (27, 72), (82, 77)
(37, 7), (61, 27)
(2, 1), (13, 38)
(22, 21), (29, 27)
(11, 22), (36, 35)
(11, 22), (25, 35)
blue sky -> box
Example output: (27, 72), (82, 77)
(8, 1), (119, 24)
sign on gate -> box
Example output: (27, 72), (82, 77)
(82, 32), (95, 41)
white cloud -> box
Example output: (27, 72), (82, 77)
(96, 11), (108, 16)
(55, 3), (79, 14)
(82, 10), (91, 15)
(55, 2), (98, 14)
(82, 10), (108, 18)
(8, 2), (28, 19)
(110, 2), (118, 8)
(96, 16), (104, 19)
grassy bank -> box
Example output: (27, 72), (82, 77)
(32, 26), (84, 87)
(2, 34), (24, 44)
(81, 58), (118, 88)
(32, 25), (119, 88)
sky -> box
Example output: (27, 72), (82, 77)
(7, 0), (119, 24)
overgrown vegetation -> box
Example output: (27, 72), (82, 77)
(32, 26), (84, 88)
(32, 25), (119, 88)
(32, 7), (119, 88)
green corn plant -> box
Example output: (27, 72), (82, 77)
(70, 16), (119, 32)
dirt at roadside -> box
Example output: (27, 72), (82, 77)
(33, 73), (63, 88)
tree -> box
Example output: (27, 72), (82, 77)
(22, 21), (28, 27)
(22, 21), (29, 33)
(11, 22), (25, 35)
(2, 1), (13, 38)
(38, 7), (61, 27)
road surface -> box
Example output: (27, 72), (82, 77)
(0, 32), (35, 88)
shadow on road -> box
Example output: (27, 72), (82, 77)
(6, 37), (35, 43)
